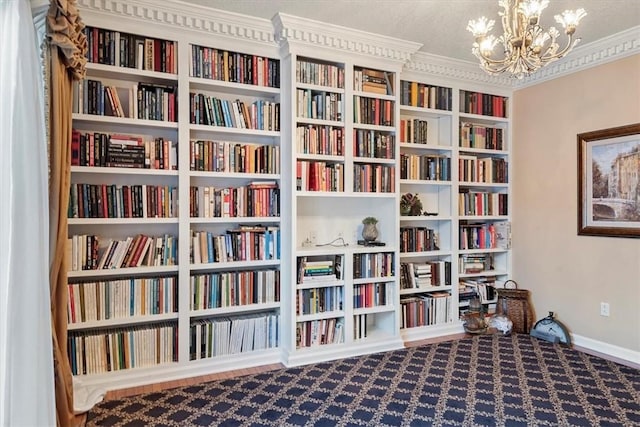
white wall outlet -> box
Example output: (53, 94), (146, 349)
(309, 230), (317, 245)
(600, 302), (610, 317)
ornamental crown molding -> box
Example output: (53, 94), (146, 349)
(513, 26), (640, 89)
(272, 13), (422, 65)
(76, 0), (277, 46)
(406, 52), (513, 90)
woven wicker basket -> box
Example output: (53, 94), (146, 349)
(495, 280), (535, 334)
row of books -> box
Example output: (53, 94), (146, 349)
(71, 131), (177, 170)
(296, 317), (344, 348)
(459, 155), (508, 184)
(353, 252), (394, 279)
(74, 79), (177, 122)
(400, 81), (452, 111)
(353, 313), (371, 340)
(67, 277), (178, 324)
(189, 182), (280, 218)
(190, 270), (280, 311)
(296, 58), (345, 88)
(69, 183), (178, 219)
(296, 161), (345, 192)
(353, 96), (394, 126)
(353, 164), (395, 193)
(296, 89), (344, 121)
(400, 292), (452, 328)
(399, 227), (440, 253)
(68, 322), (178, 375)
(399, 118), (429, 144)
(190, 44), (280, 88)
(296, 286), (344, 315)
(459, 223), (510, 250)
(190, 226), (281, 264)
(458, 191), (508, 216)
(460, 122), (505, 150)
(400, 153), (451, 181)
(353, 282), (388, 309)
(190, 313), (279, 360)
(400, 261), (451, 290)
(190, 139), (280, 174)
(459, 253), (494, 274)
(296, 125), (345, 156)
(354, 68), (393, 96)
(460, 91), (507, 118)
(296, 257), (342, 284)
(68, 234), (177, 271)
(460, 278), (498, 303)
(84, 26), (177, 73)
(190, 93), (280, 131)
(353, 130), (395, 159)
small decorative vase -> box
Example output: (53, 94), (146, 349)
(362, 223), (379, 242)
(400, 205), (411, 216)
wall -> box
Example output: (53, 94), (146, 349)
(512, 54), (640, 359)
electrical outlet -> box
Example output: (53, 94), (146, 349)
(309, 230), (317, 245)
(600, 302), (610, 317)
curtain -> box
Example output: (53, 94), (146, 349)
(47, 0), (87, 426)
(0, 0), (55, 425)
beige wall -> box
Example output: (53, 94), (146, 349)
(513, 54), (640, 354)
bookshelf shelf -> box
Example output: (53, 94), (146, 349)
(68, 218), (179, 225)
(67, 313), (179, 331)
(190, 302), (281, 318)
(67, 265), (179, 278)
(189, 77), (280, 97)
(188, 124), (280, 137)
(189, 259), (281, 271)
(70, 166), (179, 176)
(297, 311), (346, 322)
(459, 112), (509, 123)
(189, 216), (281, 224)
(353, 305), (396, 316)
(399, 142), (454, 152)
(72, 114), (179, 128)
(400, 285), (454, 296)
(85, 62), (178, 83)
(400, 215), (453, 221)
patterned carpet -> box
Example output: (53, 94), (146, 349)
(86, 334), (640, 426)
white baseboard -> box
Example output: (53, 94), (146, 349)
(571, 334), (640, 369)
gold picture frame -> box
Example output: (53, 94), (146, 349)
(577, 123), (640, 238)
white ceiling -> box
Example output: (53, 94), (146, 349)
(178, 0), (640, 63)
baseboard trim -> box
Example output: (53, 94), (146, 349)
(571, 334), (640, 369)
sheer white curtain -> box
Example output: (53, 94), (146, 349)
(0, 0), (55, 425)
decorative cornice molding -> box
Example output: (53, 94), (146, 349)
(272, 13), (422, 64)
(74, 1), (638, 88)
(76, 0), (277, 46)
(405, 52), (514, 89)
(514, 26), (640, 89)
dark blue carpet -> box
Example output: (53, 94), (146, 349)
(87, 334), (640, 426)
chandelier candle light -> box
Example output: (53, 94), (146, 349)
(467, 0), (586, 78)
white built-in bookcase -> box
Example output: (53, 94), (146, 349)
(67, 0), (512, 391)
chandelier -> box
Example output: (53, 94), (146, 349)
(467, 0), (587, 78)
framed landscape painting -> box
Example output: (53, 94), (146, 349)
(577, 123), (640, 238)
